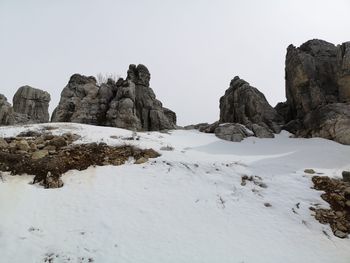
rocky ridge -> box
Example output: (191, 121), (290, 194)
(193, 39), (350, 145)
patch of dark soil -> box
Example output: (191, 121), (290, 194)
(0, 132), (160, 189)
(311, 176), (350, 238)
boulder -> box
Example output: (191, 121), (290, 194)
(16, 140), (30, 152)
(31, 150), (49, 160)
(251, 124), (274, 138)
(0, 138), (9, 149)
(52, 64), (176, 131)
(13, 86), (50, 123)
(214, 123), (252, 142)
(199, 121), (219, 133)
(0, 94), (15, 125)
(219, 76), (283, 134)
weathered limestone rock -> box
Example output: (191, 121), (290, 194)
(214, 123), (253, 142)
(13, 86), (50, 123)
(52, 64), (176, 131)
(251, 124), (274, 138)
(163, 107), (177, 127)
(199, 121), (220, 133)
(285, 40), (339, 120)
(106, 79), (141, 130)
(337, 42), (350, 103)
(300, 103), (350, 145)
(219, 76), (283, 134)
(0, 94), (15, 125)
(51, 74), (101, 124)
(281, 39), (350, 144)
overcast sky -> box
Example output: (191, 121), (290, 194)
(1, 0), (349, 125)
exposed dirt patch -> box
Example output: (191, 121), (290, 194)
(0, 131), (159, 189)
(311, 176), (350, 238)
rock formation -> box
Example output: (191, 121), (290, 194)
(13, 86), (50, 123)
(0, 94), (15, 125)
(1, 86), (50, 126)
(220, 76), (283, 134)
(52, 64), (176, 131)
(51, 74), (102, 125)
(194, 76), (282, 142)
(280, 39), (350, 144)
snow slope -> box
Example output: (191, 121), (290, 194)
(0, 123), (350, 263)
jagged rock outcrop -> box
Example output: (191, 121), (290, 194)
(219, 76), (283, 134)
(51, 74), (103, 125)
(0, 94), (15, 125)
(281, 39), (350, 144)
(52, 64), (176, 131)
(192, 76), (282, 142)
(13, 86), (50, 123)
(285, 40), (339, 120)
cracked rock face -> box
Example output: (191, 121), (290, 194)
(281, 39), (350, 144)
(219, 76), (283, 134)
(52, 64), (176, 131)
(13, 86), (51, 123)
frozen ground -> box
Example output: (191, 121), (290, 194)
(0, 123), (349, 263)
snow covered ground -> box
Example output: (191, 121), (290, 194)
(0, 123), (350, 263)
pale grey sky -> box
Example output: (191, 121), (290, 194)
(1, 0), (349, 125)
